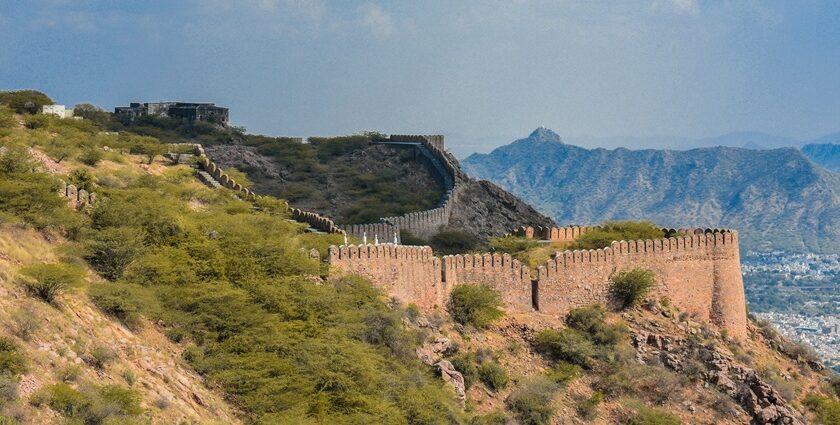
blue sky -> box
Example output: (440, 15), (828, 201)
(1, 0), (838, 156)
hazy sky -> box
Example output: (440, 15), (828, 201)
(1, 0), (838, 156)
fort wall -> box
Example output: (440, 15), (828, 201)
(329, 244), (442, 309)
(58, 180), (96, 209)
(328, 229), (748, 339)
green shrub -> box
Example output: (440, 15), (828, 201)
(546, 361), (582, 384)
(570, 221), (664, 250)
(450, 353), (479, 389)
(595, 364), (680, 403)
(478, 362), (509, 391)
(84, 344), (116, 370)
(533, 328), (595, 368)
(804, 393), (840, 425)
(30, 383), (142, 423)
(88, 283), (159, 331)
(624, 405), (682, 425)
(18, 263), (85, 304)
(82, 227), (146, 280)
(566, 305), (627, 346)
(611, 268), (656, 308)
(450, 284), (504, 329)
(505, 377), (560, 425)
(79, 147), (103, 166)
(68, 168), (97, 192)
(576, 391), (603, 419)
(57, 365), (82, 383)
(400, 230), (429, 246)
(0, 372), (18, 403)
(489, 236), (541, 254)
(470, 410), (507, 425)
(0, 106), (16, 128)
(430, 231), (480, 255)
(10, 309), (40, 341)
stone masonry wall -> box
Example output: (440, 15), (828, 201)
(329, 244), (442, 309)
(58, 180), (96, 210)
(328, 229), (748, 339)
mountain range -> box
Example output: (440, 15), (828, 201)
(462, 128), (840, 253)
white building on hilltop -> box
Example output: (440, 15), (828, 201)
(41, 104), (75, 119)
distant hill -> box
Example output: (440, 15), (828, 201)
(462, 128), (840, 253)
(802, 142), (840, 173)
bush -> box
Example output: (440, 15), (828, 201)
(430, 231), (480, 255)
(611, 268), (656, 308)
(505, 377), (560, 425)
(0, 90), (53, 114)
(68, 168), (97, 192)
(450, 284), (504, 329)
(576, 391), (603, 419)
(78, 147), (103, 166)
(566, 305), (627, 346)
(546, 361), (582, 384)
(57, 365), (82, 383)
(30, 383), (142, 423)
(570, 221), (664, 250)
(478, 362), (509, 391)
(804, 393), (840, 425)
(450, 353), (479, 389)
(470, 410), (507, 425)
(82, 227), (146, 280)
(10, 309), (40, 341)
(624, 405), (682, 425)
(489, 236), (540, 254)
(83, 345), (116, 370)
(88, 283), (159, 331)
(533, 328), (595, 368)
(18, 263), (84, 304)
(595, 364), (681, 403)
(0, 372), (18, 403)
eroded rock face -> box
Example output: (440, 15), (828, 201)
(436, 360), (466, 406)
(633, 332), (803, 425)
(416, 336), (453, 366)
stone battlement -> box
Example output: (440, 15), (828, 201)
(59, 180), (97, 209)
(329, 228), (748, 339)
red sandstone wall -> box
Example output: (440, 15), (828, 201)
(329, 244), (442, 309)
(442, 253), (533, 312)
(327, 230), (747, 339)
(536, 231), (746, 339)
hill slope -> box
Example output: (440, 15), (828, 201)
(803, 142), (840, 173)
(462, 128), (840, 253)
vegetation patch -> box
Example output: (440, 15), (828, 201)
(611, 268), (656, 308)
(450, 284), (505, 329)
(570, 221), (664, 250)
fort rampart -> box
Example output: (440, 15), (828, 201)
(58, 180), (97, 209)
(329, 228), (748, 339)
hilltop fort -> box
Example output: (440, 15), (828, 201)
(196, 131), (749, 339)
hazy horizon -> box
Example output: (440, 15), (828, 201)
(1, 1), (838, 157)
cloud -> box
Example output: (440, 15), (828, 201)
(358, 3), (394, 38)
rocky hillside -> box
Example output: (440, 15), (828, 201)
(206, 139), (554, 246)
(463, 128), (840, 253)
(803, 142), (840, 173)
(410, 294), (839, 425)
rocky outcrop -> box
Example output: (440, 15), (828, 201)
(436, 360), (466, 406)
(633, 332), (803, 425)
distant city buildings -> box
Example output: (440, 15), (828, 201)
(114, 102), (229, 126)
(41, 104), (75, 119)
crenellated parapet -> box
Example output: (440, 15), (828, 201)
(339, 222), (400, 243)
(58, 180), (97, 210)
(198, 157), (260, 201)
(328, 229), (747, 339)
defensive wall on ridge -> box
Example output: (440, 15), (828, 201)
(198, 134), (463, 242)
(329, 227), (748, 339)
